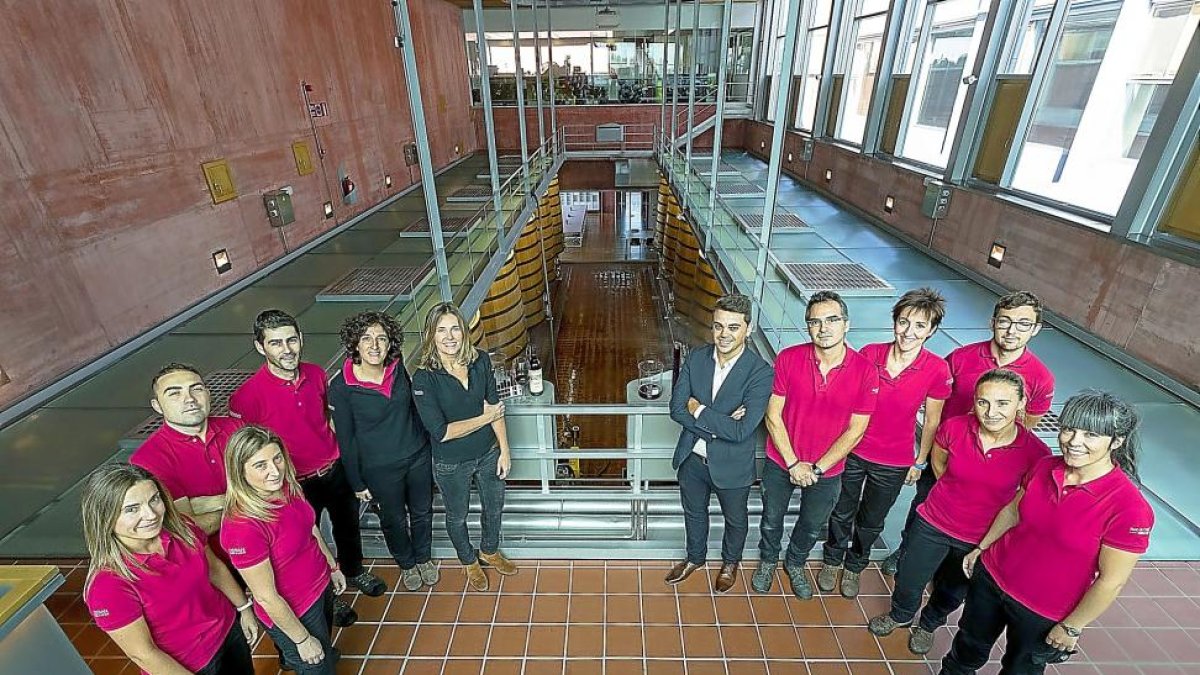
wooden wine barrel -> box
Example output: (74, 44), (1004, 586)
(515, 212), (548, 330)
(691, 256), (724, 325)
(654, 177), (670, 251)
(468, 309), (483, 346)
(477, 251), (528, 363)
(663, 194), (683, 274)
(542, 180), (564, 260)
(672, 216), (700, 320)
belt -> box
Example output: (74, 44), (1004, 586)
(298, 461), (338, 482)
(691, 452), (709, 465)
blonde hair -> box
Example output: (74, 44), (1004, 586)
(417, 302), (478, 371)
(81, 464), (196, 583)
(223, 425), (302, 522)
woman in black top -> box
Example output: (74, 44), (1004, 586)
(411, 302), (516, 591)
(328, 311), (437, 592)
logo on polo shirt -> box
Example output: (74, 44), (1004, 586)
(413, 390), (424, 396)
(93, 609), (110, 618)
(228, 547), (247, 555)
(1129, 527), (1151, 536)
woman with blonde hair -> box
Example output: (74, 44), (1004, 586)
(220, 425), (348, 674)
(82, 463), (257, 675)
(411, 302), (515, 591)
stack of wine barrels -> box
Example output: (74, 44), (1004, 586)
(668, 206), (699, 320)
(658, 177), (726, 325)
(691, 256), (723, 325)
(475, 250), (529, 364)
(515, 214), (548, 331)
(654, 176), (671, 254)
(541, 178), (564, 268)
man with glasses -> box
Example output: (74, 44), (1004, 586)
(753, 291), (879, 599)
(881, 290), (1056, 575)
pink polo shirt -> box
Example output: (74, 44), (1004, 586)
(852, 343), (952, 467)
(984, 456), (1154, 621)
(229, 363), (340, 476)
(943, 341), (1055, 421)
(341, 357), (398, 398)
(220, 489), (330, 628)
(130, 416), (245, 499)
(84, 523), (234, 674)
(918, 415), (1051, 544)
(765, 343), (879, 478)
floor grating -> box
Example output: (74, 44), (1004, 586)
(777, 262), (894, 296)
(315, 264), (434, 303)
(119, 370), (254, 448)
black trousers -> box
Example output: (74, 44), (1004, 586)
(678, 453), (751, 565)
(365, 452), (434, 569)
(890, 515), (973, 630)
(299, 461), (365, 577)
(823, 454), (909, 573)
(264, 584), (338, 675)
(758, 461), (842, 567)
(895, 468), (937, 557)
(195, 621), (254, 675)
(940, 565), (1057, 675)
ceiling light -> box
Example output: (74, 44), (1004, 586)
(884, 196), (895, 213)
(212, 249), (232, 275)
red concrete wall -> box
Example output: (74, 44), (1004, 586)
(0, 0), (476, 409)
(476, 104), (747, 152)
(741, 121), (1200, 390)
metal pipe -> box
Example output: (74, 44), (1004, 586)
(473, 0), (503, 217)
(510, 0), (530, 193)
(684, 0), (702, 171)
(659, 0), (671, 141)
(544, 0), (558, 153)
(530, 0), (546, 146)
(708, 0), (733, 221)
(669, 0), (683, 145)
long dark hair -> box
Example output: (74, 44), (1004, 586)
(1057, 390), (1141, 480)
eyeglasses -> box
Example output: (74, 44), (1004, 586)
(805, 316), (845, 329)
(994, 318), (1038, 332)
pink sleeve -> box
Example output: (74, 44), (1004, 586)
(934, 417), (954, 450)
(771, 351), (790, 397)
(1101, 492), (1154, 554)
(129, 451), (183, 500)
(928, 359), (952, 400)
(220, 518), (271, 569)
(227, 386), (251, 420)
(84, 572), (143, 632)
(1026, 370), (1055, 416)
(853, 364), (879, 415)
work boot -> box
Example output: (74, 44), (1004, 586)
(909, 627), (935, 655)
(416, 561), (440, 587)
(881, 549), (902, 576)
(347, 571), (387, 597)
(464, 561), (489, 592)
(867, 612), (912, 636)
(478, 550), (519, 576)
(784, 562), (813, 600)
(664, 560), (704, 586)
(751, 560), (776, 594)
(400, 566), (422, 592)
(816, 564), (840, 593)
(840, 570), (861, 598)
(333, 598), (358, 627)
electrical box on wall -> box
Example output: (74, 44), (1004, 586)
(292, 141), (315, 176)
(800, 138), (814, 162)
(921, 178), (953, 219)
(263, 190), (295, 227)
(403, 142), (418, 167)
(201, 160), (237, 204)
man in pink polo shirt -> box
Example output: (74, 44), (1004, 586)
(130, 363), (244, 534)
(229, 309), (387, 625)
(883, 290), (1055, 576)
(754, 291), (879, 599)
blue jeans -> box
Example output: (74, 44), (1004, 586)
(433, 447), (506, 564)
(264, 584), (337, 675)
(367, 451), (434, 568)
(758, 460), (842, 567)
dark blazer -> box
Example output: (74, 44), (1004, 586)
(669, 344), (774, 489)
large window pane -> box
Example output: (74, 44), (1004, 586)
(1010, 0), (1200, 214)
(797, 28), (828, 130)
(897, 0), (990, 168)
(836, 15), (887, 144)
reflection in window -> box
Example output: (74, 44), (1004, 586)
(792, 0), (834, 131)
(836, 14), (887, 144)
(1010, 0), (1200, 214)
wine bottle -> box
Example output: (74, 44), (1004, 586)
(528, 350), (544, 396)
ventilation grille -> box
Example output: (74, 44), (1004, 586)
(316, 264), (434, 302)
(402, 216), (473, 237)
(446, 185), (493, 202)
(718, 182), (764, 196)
(738, 213), (807, 231)
(1031, 410), (1061, 435)
(778, 262), (893, 296)
(123, 370), (255, 444)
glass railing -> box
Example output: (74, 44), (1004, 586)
(472, 75), (753, 107)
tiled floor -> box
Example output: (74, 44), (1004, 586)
(37, 558), (1200, 674)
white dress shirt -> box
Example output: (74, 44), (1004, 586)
(692, 346), (744, 458)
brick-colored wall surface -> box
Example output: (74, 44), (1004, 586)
(741, 121), (1199, 390)
(0, 0), (476, 408)
(476, 104), (746, 152)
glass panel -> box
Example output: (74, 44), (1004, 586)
(1010, 0), (1200, 214)
(1001, 0), (1057, 75)
(837, 15), (887, 144)
(898, 0), (991, 168)
(860, 0), (892, 15)
(796, 27), (829, 130)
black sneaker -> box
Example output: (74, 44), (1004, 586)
(347, 570), (387, 597)
(333, 598), (358, 627)
(881, 549), (902, 576)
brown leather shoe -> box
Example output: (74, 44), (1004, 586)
(464, 561), (489, 592)
(478, 550), (518, 576)
(664, 560), (703, 586)
(714, 562), (739, 594)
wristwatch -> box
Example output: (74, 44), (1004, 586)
(812, 464), (825, 477)
(1059, 623), (1082, 638)
(912, 462), (929, 470)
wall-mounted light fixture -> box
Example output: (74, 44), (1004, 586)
(824, 169), (833, 182)
(787, 152), (793, 162)
(988, 241), (1006, 268)
(884, 196), (895, 213)
(385, 174), (393, 189)
(212, 249), (232, 275)
(760, 140), (766, 150)
(323, 201), (335, 218)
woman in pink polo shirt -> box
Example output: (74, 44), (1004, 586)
(221, 426), (348, 674)
(82, 464), (257, 675)
(869, 369), (1050, 656)
(941, 390), (1153, 674)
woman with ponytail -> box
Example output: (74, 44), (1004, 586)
(941, 390), (1153, 674)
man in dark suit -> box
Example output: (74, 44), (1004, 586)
(666, 293), (774, 593)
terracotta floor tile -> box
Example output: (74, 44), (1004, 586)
(875, 629), (922, 661)
(251, 657), (281, 675)
(566, 624), (604, 657)
(675, 567), (713, 594)
(716, 594), (755, 624)
(333, 623), (379, 655)
(522, 660), (565, 675)
(857, 594), (892, 620)
(409, 624), (453, 657)
(536, 568), (571, 594)
(1160, 568), (1200, 595)
(421, 594), (463, 622)
(494, 593), (533, 623)
(788, 595), (832, 625)
(479, 658), (523, 674)
(685, 659), (729, 675)
(606, 567), (641, 591)
(359, 657), (405, 674)
(71, 624), (114, 657)
(333, 657), (363, 674)
(568, 594), (605, 623)
(87, 658), (131, 675)
(682, 625), (724, 658)
(350, 592), (391, 622)
(526, 624), (567, 657)
(371, 624), (415, 656)
(1156, 597), (1200, 628)
(605, 658), (647, 675)
(641, 567), (673, 591)
(750, 595), (792, 624)
(642, 595), (681, 624)
(644, 625), (684, 658)
(759, 625), (803, 659)
(797, 626), (843, 659)
(724, 660), (768, 674)
(447, 624), (490, 657)
(564, 659), (603, 674)
(439, 659), (484, 675)
(823, 597), (868, 625)
(768, 659), (808, 674)
(572, 568), (606, 593)
(605, 624), (644, 657)
(366, 566), (401, 588)
(605, 594), (642, 623)
(807, 662), (851, 675)
(487, 625), (530, 657)
(678, 594), (717, 624)
(887, 663), (935, 674)
(455, 594), (498, 623)
(384, 593), (426, 621)
(721, 625), (765, 659)
(644, 659), (687, 674)
(846, 661), (892, 674)
(499, 569), (536, 593)
(854, 569), (892, 596)
(532, 594), (570, 623)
